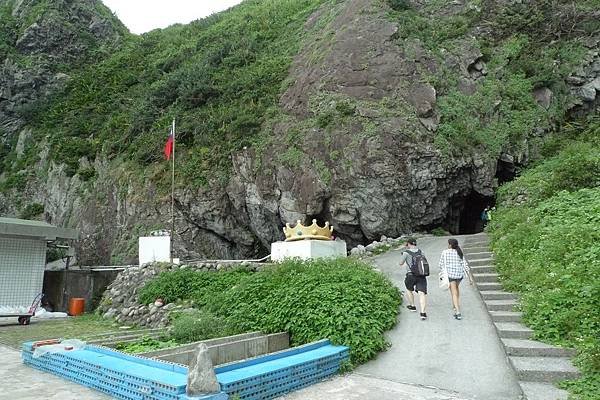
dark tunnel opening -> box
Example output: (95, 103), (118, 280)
(446, 191), (495, 235)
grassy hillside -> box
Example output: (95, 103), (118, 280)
(489, 116), (600, 399)
(388, 0), (598, 158)
(1, 0), (331, 190)
(3, 0), (598, 195)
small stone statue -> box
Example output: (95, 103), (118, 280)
(186, 343), (221, 396)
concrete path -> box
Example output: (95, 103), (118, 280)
(0, 345), (110, 400)
(285, 235), (523, 400)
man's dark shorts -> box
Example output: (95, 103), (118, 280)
(405, 273), (427, 294)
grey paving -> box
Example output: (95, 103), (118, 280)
(0, 345), (110, 400)
(356, 236), (522, 400)
(282, 373), (473, 400)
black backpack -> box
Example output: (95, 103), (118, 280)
(407, 249), (430, 277)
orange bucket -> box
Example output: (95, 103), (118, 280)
(68, 298), (85, 316)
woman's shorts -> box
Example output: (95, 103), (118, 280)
(405, 273), (427, 294)
(449, 277), (463, 284)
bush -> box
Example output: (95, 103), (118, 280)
(489, 125), (600, 399)
(138, 258), (402, 366)
(138, 268), (251, 306)
(170, 310), (235, 343)
(20, 202), (44, 220)
(115, 336), (178, 354)
(497, 142), (600, 207)
(208, 258), (402, 365)
(387, 0), (411, 12)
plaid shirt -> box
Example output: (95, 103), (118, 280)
(439, 249), (470, 279)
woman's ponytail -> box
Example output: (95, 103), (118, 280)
(448, 238), (463, 259)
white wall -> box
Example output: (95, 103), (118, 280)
(138, 236), (171, 266)
(0, 236), (46, 308)
(271, 240), (347, 261)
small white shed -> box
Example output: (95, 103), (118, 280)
(0, 217), (78, 309)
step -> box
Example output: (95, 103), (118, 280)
(495, 322), (533, 339)
(486, 299), (519, 311)
(464, 240), (489, 247)
(473, 273), (499, 283)
(465, 252), (493, 260)
(510, 356), (580, 383)
(477, 282), (503, 291)
(501, 339), (577, 357)
(481, 290), (517, 301)
(470, 265), (496, 274)
(470, 258), (495, 267)
(519, 381), (569, 400)
(489, 311), (523, 323)
(463, 245), (489, 251)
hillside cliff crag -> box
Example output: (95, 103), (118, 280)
(0, 0), (598, 264)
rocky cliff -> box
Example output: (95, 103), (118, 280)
(0, 0), (598, 264)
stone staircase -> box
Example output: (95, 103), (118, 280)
(463, 233), (580, 400)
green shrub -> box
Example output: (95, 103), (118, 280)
(489, 125), (600, 399)
(20, 202), (44, 220)
(77, 166), (96, 181)
(498, 142), (600, 205)
(387, 0), (411, 12)
(139, 258), (401, 366)
(207, 258), (402, 365)
(115, 336), (178, 354)
(138, 268), (251, 306)
(171, 310), (235, 343)
(430, 227), (449, 236)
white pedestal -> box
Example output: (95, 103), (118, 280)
(139, 236), (171, 266)
(271, 240), (347, 262)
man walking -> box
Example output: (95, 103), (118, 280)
(399, 237), (429, 320)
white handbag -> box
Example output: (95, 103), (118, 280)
(439, 270), (450, 290)
(439, 254), (450, 290)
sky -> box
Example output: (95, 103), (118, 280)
(102, 1), (243, 34)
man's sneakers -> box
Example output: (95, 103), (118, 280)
(406, 305), (417, 311)
(420, 313), (427, 320)
(454, 313), (462, 320)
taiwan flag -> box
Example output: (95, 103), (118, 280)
(164, 133), (174, 160)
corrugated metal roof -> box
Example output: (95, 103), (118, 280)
(0, 217), (79, 240)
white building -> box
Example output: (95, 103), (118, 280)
(0, 217), (78, 309)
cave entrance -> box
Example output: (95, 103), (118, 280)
(458, 192), (494, 234)
(446, 192), (495, 235)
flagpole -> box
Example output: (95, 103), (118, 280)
(170, 118), (175, 263)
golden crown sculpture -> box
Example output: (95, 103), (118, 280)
(283, 219), (334, 242)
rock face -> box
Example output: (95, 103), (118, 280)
(0, 0), (125, 149)
(187, 343), (221, 396)
(1, 0), (599, 263)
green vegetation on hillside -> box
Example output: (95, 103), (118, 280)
(489, 116), (600, 399)
(2, 0), (330, 188)
(138, 258), (402, 365)
(388, 0), (597, 158)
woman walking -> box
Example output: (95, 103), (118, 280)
(439, 238), (474, 320)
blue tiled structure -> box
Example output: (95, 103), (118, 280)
(22, 339), (349, 400)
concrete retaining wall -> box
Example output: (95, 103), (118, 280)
(140, 332), (290, 366)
